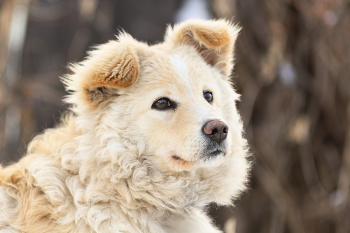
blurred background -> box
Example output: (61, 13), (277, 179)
(1, 0), (349, 232)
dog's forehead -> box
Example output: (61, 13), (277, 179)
(169, 54), (190, 87)
(139, 48), (214, 90)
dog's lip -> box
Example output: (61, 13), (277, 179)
(204, 148), (226, 158)
(170, 151), (225, 169)
(171, 149), (226, 163)
(172, 155), (184, 161)
(203, 152), (224, 161)
(171, 155), (196, 163)
(209, 149), (224, 157)
(170, 155), (198, 170)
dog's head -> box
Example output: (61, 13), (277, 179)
(64, 19), (247, 175)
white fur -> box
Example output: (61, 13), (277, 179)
(170, 54), (190, 88)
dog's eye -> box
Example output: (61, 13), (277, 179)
(152, 98), (176, 110)
(203, 91), (213, 103)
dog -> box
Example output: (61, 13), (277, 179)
(0, 19), (250, 233)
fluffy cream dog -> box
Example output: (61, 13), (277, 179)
(0, 19), (249, 233)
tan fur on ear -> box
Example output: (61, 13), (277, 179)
(87, 46), (139, 90)
(184, 26), (230, 50)
(63, 34), (143, 106)
(165, 19), (240, 76)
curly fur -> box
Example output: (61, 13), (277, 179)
(0, 19), (250, 233)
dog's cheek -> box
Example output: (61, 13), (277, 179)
(133, 113), (170, 154)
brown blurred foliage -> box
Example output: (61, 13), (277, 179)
(1, 0), (350, 233)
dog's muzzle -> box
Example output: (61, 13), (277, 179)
(200, 119), (229, 162)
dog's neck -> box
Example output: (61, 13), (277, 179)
(57, 115), (248, 223)
(70, 141), (245, 215)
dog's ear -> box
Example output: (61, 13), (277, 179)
(84, 45), (139, 90)
(64, 35), (141, 106)
(165, 19), (240, 76)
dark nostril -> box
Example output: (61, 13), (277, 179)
(211, 128), (218, 135)
(223, 126), (228, 134)
(202, 120), (229, 143)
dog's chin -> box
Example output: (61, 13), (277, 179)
(199, 150), (226, 167)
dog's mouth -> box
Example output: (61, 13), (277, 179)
(171, 155), (197, 170)
(172, 155), (184, 161)
(171, 149), (226, 170)
(204, 149), (225, 160)
(200, 149), (226, 166)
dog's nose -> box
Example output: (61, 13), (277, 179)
(202, 120), (229, 143)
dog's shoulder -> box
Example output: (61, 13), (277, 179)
(0, 114), (79, 233)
